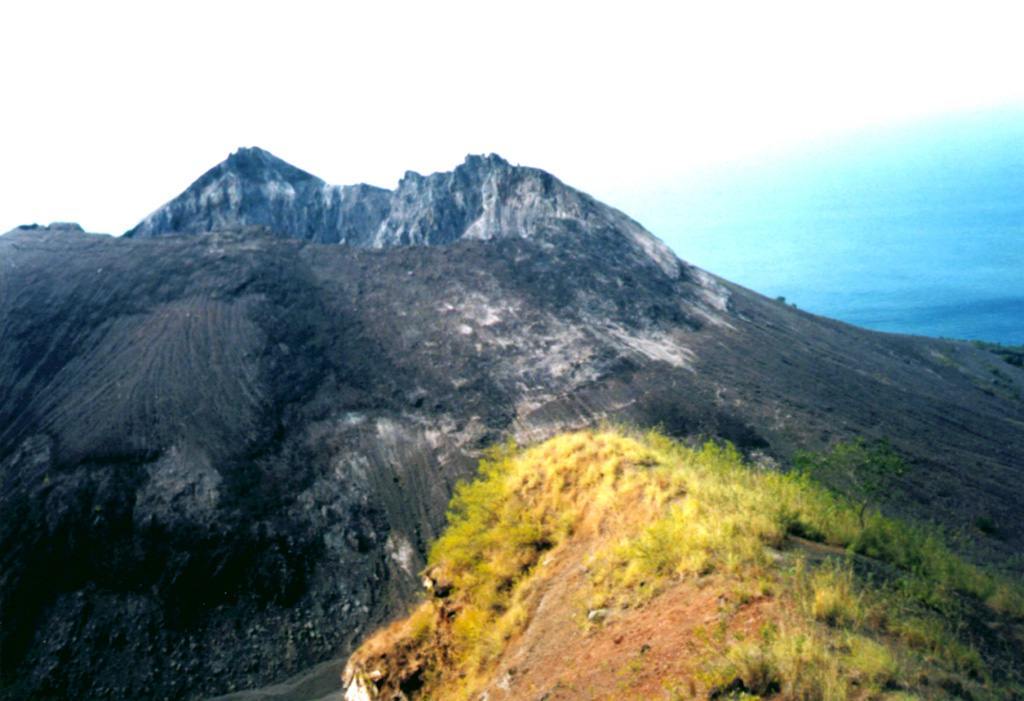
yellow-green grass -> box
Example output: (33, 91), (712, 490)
(346, 428), (1024, 700)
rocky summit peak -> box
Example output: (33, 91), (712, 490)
(400, 154), (510, 183)
(217, 146), (319, 185)
(124, 147), (388, 242)
(461, 152), (510, 170)
(121, 151), (681, 277)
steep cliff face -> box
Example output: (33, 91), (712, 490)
(2, 153), (1024, 700)
(124, 148), (392, 244)
(123, 149), (680, 278)
(368, 154), (680, 279)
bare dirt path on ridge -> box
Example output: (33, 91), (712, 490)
(477, 539), (782, 700)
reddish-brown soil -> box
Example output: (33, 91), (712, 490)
(475, 540), (782, 701)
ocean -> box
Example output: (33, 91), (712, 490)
(627, 108), (1024, 345)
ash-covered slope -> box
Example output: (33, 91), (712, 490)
(2, 153), (1023, 700)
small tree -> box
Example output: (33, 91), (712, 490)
(793, 439), (905, 528)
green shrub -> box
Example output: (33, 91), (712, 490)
(793, 438), (905, 528)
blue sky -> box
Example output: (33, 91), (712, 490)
(2, 1), (1022, 242)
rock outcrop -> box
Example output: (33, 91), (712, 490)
(124, 147), (392, 245)
(124, 149), (679, 278)
(2, 153), (1023, 700)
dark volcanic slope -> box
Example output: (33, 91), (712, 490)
(2, 153), (1024, 700)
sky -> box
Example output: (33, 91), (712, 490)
(2, 1), (1022, 243)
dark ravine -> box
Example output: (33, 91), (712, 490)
(2, 149), (1023, 700)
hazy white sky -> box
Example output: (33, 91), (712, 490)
(2, 0), (1022, 238)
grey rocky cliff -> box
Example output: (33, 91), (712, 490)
(125, 147), (392, 245)
(2, 162), (1023, 701)
(373, 154), (681, 279)
(124, 149), (680, 278)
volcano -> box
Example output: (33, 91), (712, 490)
(2, 149), (1022, 699)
